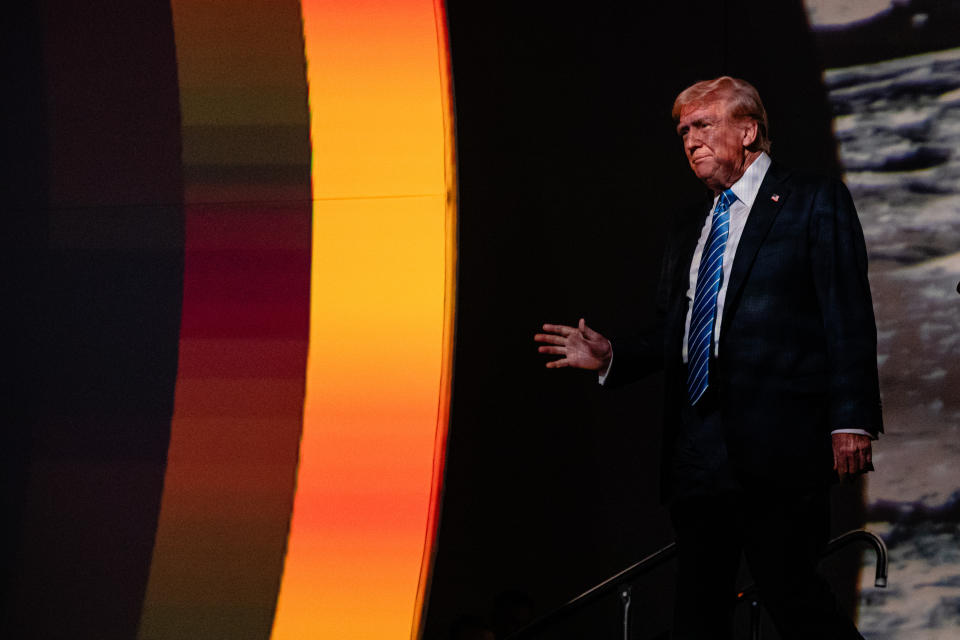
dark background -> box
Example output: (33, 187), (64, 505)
(1, 2), (182, 638)
(425, 1), (857, 638)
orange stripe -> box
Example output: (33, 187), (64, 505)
(270, 1), (455, 637)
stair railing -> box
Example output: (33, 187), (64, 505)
(506, 529), (887, 640)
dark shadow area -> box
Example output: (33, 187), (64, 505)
(0, 2), (48, 631)
(1, 1), (183, 638)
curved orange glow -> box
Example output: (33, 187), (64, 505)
(270, 1), (456, 638)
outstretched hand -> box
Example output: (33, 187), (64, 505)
(832, 432), (873, 481)
(535, 318), (612, 372)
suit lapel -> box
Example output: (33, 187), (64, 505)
(720, 163), (791, 332)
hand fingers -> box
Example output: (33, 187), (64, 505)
(836, 452), (850, 478)
(837, 451), (872, 479)
(537, 345), (565, 355)
(837, 442), (855, 477)
(846, 441), (871, 475)
(545, 357), (569, 369)
(534, 333), (567, 345)
(833, 434), (873, 480)
(541, 323), (575, 336)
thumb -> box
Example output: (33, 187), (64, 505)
(580, 317), (597, 339)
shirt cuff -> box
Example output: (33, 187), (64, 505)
(597, 349), (614, 386)
(830, 428), (876, 440)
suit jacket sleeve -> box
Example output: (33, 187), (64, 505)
(602, 220), (683, 388)
(809, 178), (883, 435)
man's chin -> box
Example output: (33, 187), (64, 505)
(693, 167), (718, 188)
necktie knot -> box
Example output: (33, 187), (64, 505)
(717, 188), (736, 212)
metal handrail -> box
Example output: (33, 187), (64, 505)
(823, 529), (888, 588)
(506, 529), (888, 639)
(504, 542), (677, 639)
(735, 529), (888, 639)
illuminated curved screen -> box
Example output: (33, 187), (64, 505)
(136, 1), (456, 639)
(271, 0), (456, 638)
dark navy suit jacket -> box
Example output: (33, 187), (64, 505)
(606, 162), (883, 494)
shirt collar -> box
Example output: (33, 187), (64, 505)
(716, 151), (771, 210)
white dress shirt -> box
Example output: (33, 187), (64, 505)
(681, 152), (771, 362)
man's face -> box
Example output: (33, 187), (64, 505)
(675, 99), (754, 192)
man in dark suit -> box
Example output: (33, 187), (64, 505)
(535, 77), (881, 639)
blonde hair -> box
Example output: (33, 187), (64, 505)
(672, 76), (771, 153)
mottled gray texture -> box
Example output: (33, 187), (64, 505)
(826, 46), (960, 638)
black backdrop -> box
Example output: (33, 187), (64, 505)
(426, 2), (861, 638)
(1, 2), (183, 637)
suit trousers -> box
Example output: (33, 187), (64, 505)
(668, 400), (863, 640)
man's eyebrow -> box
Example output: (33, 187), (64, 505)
(677, 117), (712, 135)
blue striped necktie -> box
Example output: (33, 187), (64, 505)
(687, 188), (736, 405)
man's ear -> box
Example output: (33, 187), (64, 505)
(742, 119), (758, 149)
